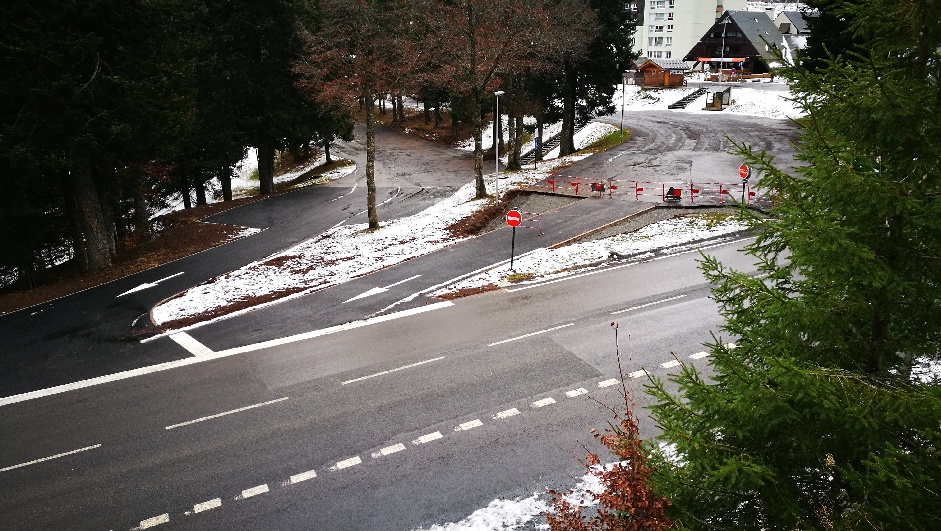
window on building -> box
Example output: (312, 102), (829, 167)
(665, 51), (672, 58)
(648, 37), (654, 47)
(667, 24), (673, 32)
(665, 37), (672, 46)
(667, 12), (673, 20)
(651, 51), (663, 58)
(654, 37), (664, 46)
(668, 0), (675, 7)
(653, 12), (665, 20)
(651, 0), (666, 8)
(649, 25), (656, 32)
(655, 25), (664, 32)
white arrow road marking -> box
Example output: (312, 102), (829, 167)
(117, 272), (184, 297)
(344, 275), (421, 303)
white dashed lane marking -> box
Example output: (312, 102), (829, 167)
(332, 456), (362, 470)
(488, 323), (575, 347)
(455, 419), (483, 431)
(134, 513), (169, 529)
(611, 294), (688, 315)
(1, 443), (101, 473)
(661, 360), (681, 369)
(690, 351), (709, 359)
(565, 388), (588, 398)
(493, 408), (520, 419)
(341, 356), (445, 385)
(531, 397), (556, 408)
(412, 431), (443, 445)
(372, 443), (406, 458)
(239, 484), (269, 499)
(289, 470), (317, 484)
(598, 378), (619, 388)
(192, 499), (221, 514)
(165, 397), (289, 430)
(629, 370), (646, 378)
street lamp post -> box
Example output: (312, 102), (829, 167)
(620, 72), (627, 134)
(494, 90), (505, 196)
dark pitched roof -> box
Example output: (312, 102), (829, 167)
(780, 11), (811, 34)
(727, 10), (785, 60)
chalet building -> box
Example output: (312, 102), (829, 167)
(775, 10), (812, 35)
(627, 0), (746, 62)
(683, 10), (786, 74)
(628, 58), (689, 87)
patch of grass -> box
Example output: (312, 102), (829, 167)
(248, 168), (259, 181)
(581, 130), (631, 154)
(506, 272), (535, 283)
(694, 211), (737, 229)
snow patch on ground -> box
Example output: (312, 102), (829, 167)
(431, 215), (750, 297)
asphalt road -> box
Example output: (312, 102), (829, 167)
(1, 109), (797, 529)
(0, 237), (757, 530)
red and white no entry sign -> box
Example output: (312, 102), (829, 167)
(505, 210), (522, 228)
(739, 163), (750, 180)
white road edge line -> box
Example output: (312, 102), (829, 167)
(488, 323), (575, 347)
(165, 397), (289, 430)
(168, 332), (214, 357)
(611, 294), (688, 315)
(506, 237), (755, 293)
(1, 444), (101, 473)
(0, 301), (454, 408)
(341, 356), (445, 385)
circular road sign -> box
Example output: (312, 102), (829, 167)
(505, 209), (523, 228)
(739, 163), (751, 180)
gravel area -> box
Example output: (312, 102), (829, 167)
(478, 191), (581, 234)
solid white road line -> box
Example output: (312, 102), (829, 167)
(165, 397), (289, 430)
(332, 456), (362, 470)
(117, 272), (185, 297)
(412, 431), (443, 445)
(1, 444), (101, 473)
(371, 443), (406, 458)
(531, 397), (556, 408)
(193, 499), (221, 513)
(493, 408), (520, 419)
(1, 301), (454, 408)
(611, 294), (689, 315)
(340, 356), (445, 385)
(135, 513), (169, 529)
(505, 237), (755, 293)
(289, 470), (318, 484)
(565, 388), (588, 398)
(690, 351), (710, 359)
(455, 419), (483, 431)
(661, 360), (681, 368)
(488, 323), (574, 347)
(168, 332), (214, 357)
(239, 484), (269, 499)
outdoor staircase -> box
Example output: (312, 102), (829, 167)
(667, 88), (707, 109)
(520, 123), (587, 166)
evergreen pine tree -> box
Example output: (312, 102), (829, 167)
(647, 0), (941, 528)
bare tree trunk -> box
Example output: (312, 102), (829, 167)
(67, 164), (112, 272)
(365, 96), (380, 230)
(560, 60), (577, 156)
(195, 180), (207, 206)
(397, 93), (405, 121)
(257, 131), (275, 195)
(536, 114), (544, 161)
(179, 170), (192, 209)
(219, 167), (233, 202)
(323, 139), (333, 164)
(472, 94), (487, 199)
(423, 100), (430, 125)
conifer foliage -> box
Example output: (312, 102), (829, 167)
(646, 0), (941, 529)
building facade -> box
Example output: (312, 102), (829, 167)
(629, 0), (746, 63)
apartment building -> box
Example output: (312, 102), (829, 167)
(628, 0), (746, 63)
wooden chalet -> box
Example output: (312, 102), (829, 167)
(632, 58), (689, 87)
(684, 10), (785, 75)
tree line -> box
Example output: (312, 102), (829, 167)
(0, 0), (635, 285)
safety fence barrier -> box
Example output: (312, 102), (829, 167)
(509, 210), (543, 236)
(530, 176), (758, 205)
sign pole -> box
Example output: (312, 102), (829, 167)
(738, 163), (751, 204)
(510, 226), (517, 270)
